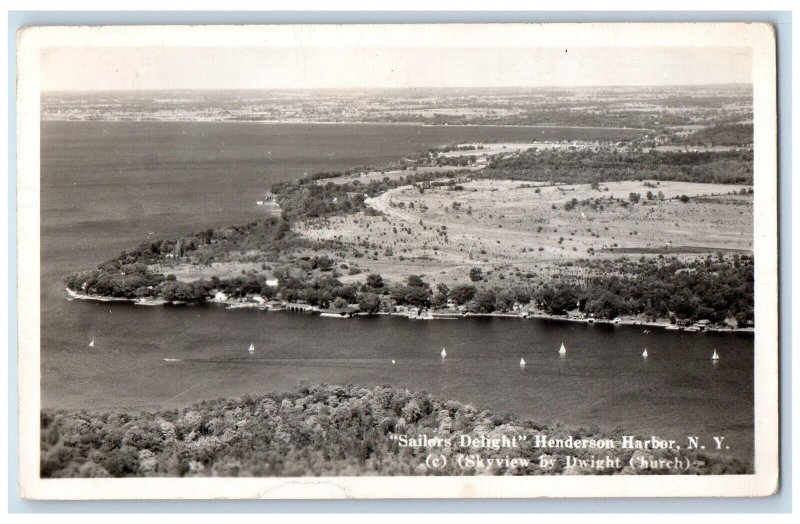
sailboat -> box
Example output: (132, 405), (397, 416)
(642, 348), (648, 358)
(88, 338), (94, 348)
(558, 342), (566, 356)
(248, 342), (255, 353)
(519, 357), (526, 367)
(391, 359), (396, 364)
(711, 350), (720, 361)
(441, 348), (447, 358)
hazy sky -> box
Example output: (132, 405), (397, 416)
(41, 46), (752, 91)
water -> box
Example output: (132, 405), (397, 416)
(40, 121), (754, 461)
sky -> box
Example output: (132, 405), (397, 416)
(40, 46), (752, 91)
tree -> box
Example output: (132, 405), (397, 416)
(669, 291), (698, 319)
(391, 285), (431, 308)
(514, 288), (532, 305)
(469, 267), (483, 282)
(366, 274), (384, 289)
(332, 297), (348, 309)
(494, 291), (515, 312)
(536, 284), (580, 315)
(734, 310), (752, 327)
(449, 284), (477, 305)
(470, 289), (497, 313)
(406, 275), (428, 288)
(431, 293), (448, 308)
(315, 256), (334, 271)
(356, 292), (381, 314)
(584, 290), (625, 319)
(159, 281), (196, 302)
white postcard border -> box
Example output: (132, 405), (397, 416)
(16, 22), (779, 499)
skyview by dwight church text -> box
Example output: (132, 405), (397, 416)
(17, 22), (779, 498)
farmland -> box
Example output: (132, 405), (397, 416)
(296, 178), (752, 291)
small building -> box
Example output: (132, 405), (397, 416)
(694, 319), (712, 331)
(320, 306), (358, 318)
(266, 300), (284, 311)
(285, 302), (314, 313)
(264, 278), (279, 287)
(212, 291), (228, 302)
(566, 308), (583, 319)
(244, 294), (265, 305)
(346, 192), (365, 202)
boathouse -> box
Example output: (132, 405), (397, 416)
(320, 306), (358, 318)
(285, 302), (314, 313)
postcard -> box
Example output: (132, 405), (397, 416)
(16, 22), (779, 498)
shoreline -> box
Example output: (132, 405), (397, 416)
(64, 288), (755, 335)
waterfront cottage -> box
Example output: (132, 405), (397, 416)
(244, 294), (265, 305)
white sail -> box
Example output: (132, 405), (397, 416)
(712, 350), (720, 361)
(520, 357), (526, 367)
(558, 342), (566, 355)
(88, 339), (94, 348)
(391, 359), (396, 364)
(642, 348), (648, 358)
(248, 342), (255, 353)
(441, 348), (447, 358)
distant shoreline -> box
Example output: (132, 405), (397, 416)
(39, 118), (652, 132)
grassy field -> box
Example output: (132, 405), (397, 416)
(295, 179), (752, 289)
(313, 165), (479, 186)
(154, 175), (753, 299)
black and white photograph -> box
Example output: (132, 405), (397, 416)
(15, 22), (779, 499)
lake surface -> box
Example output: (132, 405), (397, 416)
(40, 121), (754, 461)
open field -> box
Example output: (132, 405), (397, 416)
(437, 142), (747, 158)
(152, 259), (274, 283)
(437, 142), (592, 160)
(313, 165), (480, 186)
(295, 179), (752, 289)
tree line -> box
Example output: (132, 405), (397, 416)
(65, 237), (754, 325)
(40, 384), (749, 477)
(484, 148), (753, 185)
